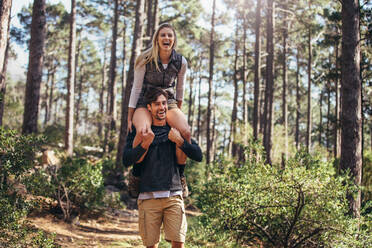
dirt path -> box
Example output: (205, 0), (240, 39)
(28, 208), (143, 247)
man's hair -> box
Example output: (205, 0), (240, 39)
(144, 87), (168, 105)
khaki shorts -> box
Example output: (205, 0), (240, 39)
(137, 195), (187, 246)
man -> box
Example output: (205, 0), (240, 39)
(123, 88), (202, 248)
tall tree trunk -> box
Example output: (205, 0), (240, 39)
(0, 0), (11, 126)
(253, 0), (261, 140)
(0, 0), (11, 76)
(211, 84), (218, 161)
(22, 0), (46, 134)
(74, 38), (82, 130)
(98, 40), (108, 139)
(117, 0), (145, 171)
(64, 0), (76, 155)
(43, 68), (51, 126)
(334, 42), (341, 158)
(48, 62), (56, 123)
(197, 75), (202, 144)
(116, 23), (127, 168)
(152, 0), (159, 32)
(282, 1), (288, 160)
(306, 27), (312, 152)
(145, 0), (153, 48)
(242, 14), (248, 138)
(230, 22), (239, 158)
(295, 48), (301, 149)
(0, 1), (11, 126)
(189, 69), (198, 137)
(75, 66), (84, 128)
(340, 0), (362, 218)
(187, 70), (194, 128)
(206, 0), (216, 165)
(107, 0), (119, 152)
(263, 0), (275, 165)
(326, 84), (331, 152)
(318, 90), (323, 146)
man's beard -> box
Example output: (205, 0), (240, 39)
(154, 110), (166, 120)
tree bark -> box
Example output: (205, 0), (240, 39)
(197, 74), (202, 144)
(253, 0), (261, 141)
(263, 0), (275, 165)
(48, 63), (56, 124)
(326, 83), (331, 152)
(282, 1), (288, 160)
(107, 0), (119, 152)
(242, 13), (248, 140)
(0, 0), (11, 126)
(64, 0), (76, 155)
(115, 23), (127, 168)
(319, 90), (323, 146)
(98, 40), (108, 139)
(0, 0), (11, 76)
(187, 70), (194, 128)
(230, 22), (239, 158)
(22, 0), (46, 135)
(334, 42), (341, 158)
(340, 0), (362, 218)
(43, 68), (51, 126)
(306, 27), (312, 153)
(295, 48), (301, 149)
(206, 0), (216, 165)
(117, 0), (144, 171)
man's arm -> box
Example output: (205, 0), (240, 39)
(180, 139), (203, 162)
(122, 128), (154, 166)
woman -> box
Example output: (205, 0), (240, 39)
(127, 23), (191, 144)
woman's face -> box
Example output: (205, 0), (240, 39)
(157, 27), (175, 52)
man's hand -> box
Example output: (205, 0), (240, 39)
(141, 127), (155, 149)
(168, 128), (184, 147)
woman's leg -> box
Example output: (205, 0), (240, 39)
(166, 108), (191, 143)
(132, 107), (152, 147)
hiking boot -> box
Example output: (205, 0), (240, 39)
(180, 176), (189, 198)
(128, 172), (140, 198)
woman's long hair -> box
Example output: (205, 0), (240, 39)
(134, 23), (177, 71)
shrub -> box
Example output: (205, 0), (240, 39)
(197, 146), (371, 247)
(0, 128), (58, 247)
(27, 157), (106, 221)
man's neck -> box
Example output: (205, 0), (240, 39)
(152, 119), (166, 126)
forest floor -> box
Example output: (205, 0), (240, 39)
(27, 204), (201, 248)
(28, 207), (143, 247)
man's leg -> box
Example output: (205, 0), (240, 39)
(163, 196), (187, 246)
(138, 199), (163, 247)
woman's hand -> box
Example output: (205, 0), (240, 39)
(127, 119), (133, 133)
(127, 107), (135, 133)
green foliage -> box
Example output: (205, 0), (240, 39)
(196, 146), (371, 247)
(362, 150), (372, 207)
(0, 129), (58, 247)
(27, 157), (105, 220)
(42, 124), (65, 145)
(0, 127), (44, 181)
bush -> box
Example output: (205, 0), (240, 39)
(0, 128), (58, 247)
(196, 145), (371, 247)
(27, 157), (105, 221)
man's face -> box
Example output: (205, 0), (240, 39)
(147, 94), (168, 121)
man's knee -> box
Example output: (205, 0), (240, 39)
(171, 241), (184, 248)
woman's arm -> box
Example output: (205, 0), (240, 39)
(175, 57), (188, 104)
(128, 63), (146, 109)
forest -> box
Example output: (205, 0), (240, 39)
(0, 0), (371, 247)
